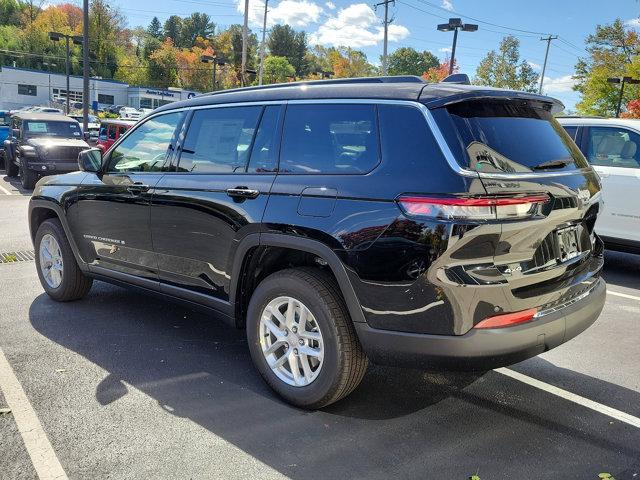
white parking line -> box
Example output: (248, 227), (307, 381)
(607, 290), (640, 302)
(0, 183), (12, 195)
(0, 347), (68, 480)
(496, 367), (640, 429)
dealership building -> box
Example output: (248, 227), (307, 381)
(0, 66), (198, 111)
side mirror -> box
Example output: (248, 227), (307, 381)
(78, 148), (102, 173)
(12, 128), (20, 138)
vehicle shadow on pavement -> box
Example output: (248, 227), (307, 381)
(1, 175), (31, 195)
(602, 250), (640, 291)
(29, 282), (640, 479)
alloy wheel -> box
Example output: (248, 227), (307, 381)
(39, 233), (64, 288)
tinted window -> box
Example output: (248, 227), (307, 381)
(178, 106), (261, 173)
(24, 121), (81, 138)
(107, 112), (184, 173)
(248, 106), (281, 173)
(562, 125), (578, 141)
(436, 100), (588, 173)
(280, 104), (379, 174)
(587, 126), (640, 168)
(108, 125), (117, 140)
(98, 125), (107, 141)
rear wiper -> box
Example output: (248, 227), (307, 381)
(532, 159), (572, 170)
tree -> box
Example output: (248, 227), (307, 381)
(422, 60), (456, 82)
(147, 16), (162, 39)
(179, 13), (214, 48)
(475, 35), (539, 92)
(387, 47), (439, 76)
(574, 19), (640, 116)
(148, 38), (179, 88)
(163, 15), (182, 44)
(307, 46), (375, 78)
(267, 25), (308, 77)
(0, 0), (24, 27)
(263, 55), (295, 84)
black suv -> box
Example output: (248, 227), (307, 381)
(28, 76), (606, 408)
(4, 113), (89, 189)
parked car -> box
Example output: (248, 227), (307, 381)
(29, 76), (606, 409)
(558, 117), (640, 253)
(0, 110), (11, 169)
(119, 107), (142, 120)
(69, 114), (101, 143)
(4, 112), (89, 189)
(95, 118), (136, 154)
(106, 104), (125, 115)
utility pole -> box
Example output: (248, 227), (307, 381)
(437, 18), (478, 75)
(82, 0), (89, 132)
(375, 0), (394, 75)
(538, 35), (558, 94)
(49, 32), (82, 115)
(241, 0), (250, 86)
(258, 0), (269, 85)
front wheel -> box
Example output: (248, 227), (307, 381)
(5, 153), (18, 177)
(35, 218), (93, 301)
(19, 161), (38, 190)
(246, 267), (368, 409)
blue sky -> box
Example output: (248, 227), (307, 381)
(56, 0), (640, 110)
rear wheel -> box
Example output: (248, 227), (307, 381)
(35, 218), (93, 301)
(246, 267), (368, 409)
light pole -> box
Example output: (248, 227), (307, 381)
(437, 18), (478, 75)
(201, 55), (226, 91)
(608, 76), (640, 118)
(258, 0), (269, 85)
(48, 31), (82, 115)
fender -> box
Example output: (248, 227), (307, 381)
(28, 198), (89, 272)
(230, 233), (367, 325)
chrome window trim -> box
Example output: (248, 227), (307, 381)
(142, 97), (596, 180)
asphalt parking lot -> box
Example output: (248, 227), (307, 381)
(0, 175), (639, 480)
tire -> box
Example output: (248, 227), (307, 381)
(5, 153), (18, 177)
(34, 218), (93, 302)
(246, 267), (368, 409)
(19, 161), (38, 190)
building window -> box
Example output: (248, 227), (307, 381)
(18, 84), (37, 96)
(98, 94), (115, 105)
(140, 97), (153, 109)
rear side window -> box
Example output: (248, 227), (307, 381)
(433, 100), (588, 173)
(280, 104), (379, 174)
(587, 126), (640, 168)
(178, 106), (261, 173)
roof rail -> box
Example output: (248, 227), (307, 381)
(201, 75), (427, 96)
(441, 73), (471, 85)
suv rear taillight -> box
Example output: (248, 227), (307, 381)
(397, 194), (549, 221)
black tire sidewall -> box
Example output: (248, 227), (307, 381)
(247, 271), (344, 407)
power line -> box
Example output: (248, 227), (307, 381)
(375, 0), (395, 75)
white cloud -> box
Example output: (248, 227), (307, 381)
(325, 1), (336, 9)
(309, 3), (409, 47)
(238, 0), (323, 28)
(527, 61), (541, 70)
(625, 17), (640, 28)
(439, 47), (452, 53)
(542, 74), (576, 94)
(441, 0), (454, 11)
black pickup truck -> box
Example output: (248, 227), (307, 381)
(4, 112), (89, 189)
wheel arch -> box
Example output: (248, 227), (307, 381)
(231, 233), (366, 329)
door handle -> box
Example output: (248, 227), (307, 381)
(226, 187), (260, 199)
(126, 182), (150, 194)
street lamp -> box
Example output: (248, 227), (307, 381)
(49, 31), (82, 114)
(607, 76), (640, 118)
(201, 55), (226, 91)
(437, 18), (478, 75)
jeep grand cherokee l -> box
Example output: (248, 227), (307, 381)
(28, 76), (606, 409)
(4, 112), (89, 189)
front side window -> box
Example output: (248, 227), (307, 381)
(587, 127), (640, 168)
(107, 112), (184, 173)
(107, 125), (117, 140)
(98, 125), (108, 141)
(177, 106), (262, 173)
(280, 104), (379, 174)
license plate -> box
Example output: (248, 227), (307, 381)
(556, 226), (580, 262)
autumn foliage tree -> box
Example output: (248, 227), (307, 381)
(422, 60), (456, 82)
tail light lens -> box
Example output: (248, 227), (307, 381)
(397, 194), (549, 221)
(474, 308), (538, 329)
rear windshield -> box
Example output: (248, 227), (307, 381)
(433, 100), (588, 173)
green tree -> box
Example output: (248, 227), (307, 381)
(0, 0), (23, 26)
(387, 47), (439, 76)
(163, 15), (183, 44)
(148, 38), (179, 88)
(574, 19), (640, 116)
(147, 16), (162, 39)
(475, 35), (539, 92)
(226, 24), (257, 84)
(88, 0), (127, 78)
(263, 55), (295, 84)
(267, 24), (308, 77)
(179, 12), (214, 48)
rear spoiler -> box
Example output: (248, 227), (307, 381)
(419, 84), (565, 114)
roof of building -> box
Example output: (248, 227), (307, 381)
(154, 76), (563, 114)
(0, 66), (129, 85)
(14, 112), (79, 122)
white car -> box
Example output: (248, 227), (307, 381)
(119, 107), (142, 120)
(558, 117), (640, 253)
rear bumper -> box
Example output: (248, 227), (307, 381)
(355, 277), (606, 370)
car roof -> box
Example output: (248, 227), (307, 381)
(154, 76), (563, 114)
(557, 117), (640, 128)
(99, 118), (137, 125)
(16, 112), (79, 122)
